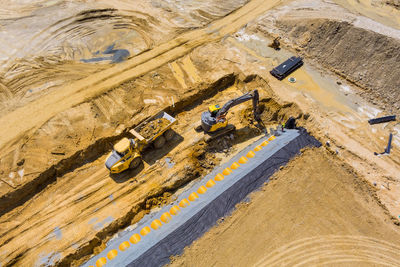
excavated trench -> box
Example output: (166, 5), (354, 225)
(0, 73), (237, 218)
(1, 73), (308, 266)
(66, 77), (306, 266)
(86, 129), (320, 267)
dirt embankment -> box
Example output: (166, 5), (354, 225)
(386, 0), (400, 9)
(274, 19), (400, 114)
(0, 72), (235, 218)
(170, 148), (400, 266)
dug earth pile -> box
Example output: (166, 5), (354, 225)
(273, 19), (400, 113)
(380, 0), (400, 9)
(170, 148), (400, 266)
(138, 118), (171, 139)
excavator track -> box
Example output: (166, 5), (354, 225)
(204, 124), (236, 142)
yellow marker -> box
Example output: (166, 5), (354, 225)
(179, 198), (190, 208)
(261, 140), (269, 147)
(160, 212), (172, 223)
(151, 219), (162, 230)
(254, 145), (262, 152)
(170, 205), (180, 215)
(197, 186), (207, 194)
(238, 156), (248, 164)
(188, 192), (199, 201)
(130, 233), (141, 244)
(119, 241), (130, 251)
(140, 226), (151, 236)
(107, 249), (118, 260)
(214, 173), (224, 181)
(230, 162), (240, 170)
(96, 257), (107, 267)
(222, 167), (232, 176)
(268, 135), (276, 141)
(246, 150), (255, 158)
(206, 179), (216, 188)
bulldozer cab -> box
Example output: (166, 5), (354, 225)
(114, 138), (133, 156)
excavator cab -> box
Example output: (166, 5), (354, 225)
(105, 138), (142, 173)
(208, 104), (221, 116)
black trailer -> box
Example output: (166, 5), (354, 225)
(270, 56), (303, 80)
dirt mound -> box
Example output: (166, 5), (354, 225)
(275, 19), (400, 114)
(139, 118), (171, 139)
(241, 98), (303, 126)
(386, 0), (400, 9)
(169, 148), (400, 266)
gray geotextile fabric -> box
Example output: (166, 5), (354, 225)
(127, 129), (320, 267)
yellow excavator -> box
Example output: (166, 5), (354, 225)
(195, 89), (265, 141)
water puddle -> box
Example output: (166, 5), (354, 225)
(93, 216), (114, 231)
(81, 43), (130, 63)
(165, 157), (175, 168)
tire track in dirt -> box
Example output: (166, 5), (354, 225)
(320, 258), (396, 267)
(0, 8), (162, 115)
(254, 235), (400, 267)
(0, 0), (283, 154)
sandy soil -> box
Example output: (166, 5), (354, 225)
(274, 18), (400, 114)
(0, 72), (297, 266)
(170, 148), (400, 266)
(227, 6), (400, 218)
(0, 0), (249, 113)
(334, 0), (400, 29)
(0, 0), (400, 266)
(0, 0), (281, 211)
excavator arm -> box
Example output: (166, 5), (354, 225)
(216, 89), (261, 122)
(199, 89), (265, 135)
